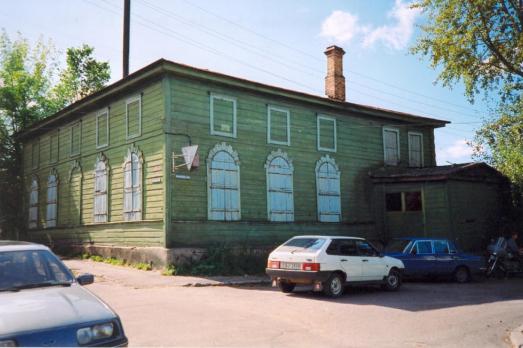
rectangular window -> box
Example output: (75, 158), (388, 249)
(383, 128), (400, 165)
(317, 115), (337, 152)
(210, 94), (237, 138)
(126, 96), (141, 139)
(408, 132), (423, 167)
(70, 122), (81, 156)
(96, 109), (109, 148)
(31, 140), (39, 169)
(386, 191), (423, 212)
(49, 132), (58, 164)
(267, 106), (290, 145)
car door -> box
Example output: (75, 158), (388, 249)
(356, 240), (387, 281)
(402, 240), (436, 276)
(434, 240), (455, 275)
(324, 239), (363, 281)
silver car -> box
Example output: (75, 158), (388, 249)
(0, 241), (128, 347)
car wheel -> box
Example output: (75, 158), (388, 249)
(278, 281), (295, 293)
(323, 273), (344, 298)
(383, 269), (401, 291)
(454, 266), (470, 283)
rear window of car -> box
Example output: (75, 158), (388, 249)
(281, 238), (326, 251)
(384, 240), (411, 253)
(434, 240), (449, 254)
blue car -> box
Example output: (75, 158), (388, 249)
(0, 241), (128, 347)
(383, 238), (484, 283)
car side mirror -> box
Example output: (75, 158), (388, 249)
(77, 273), (94, 286)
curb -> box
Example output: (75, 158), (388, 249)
(511, 325), (523, 348)
(182, 279), (271, 287)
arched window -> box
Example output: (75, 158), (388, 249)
(94, 154), (109, 223)
(28, 176), (39, 229)
(46, 170), (58, 228)
(266, 150), (294, 222)
(316, 155), (341, 222)
(123, 146), (142, 221)
(207, 143), (240, 221)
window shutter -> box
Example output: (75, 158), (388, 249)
(209, 149), (240, 221)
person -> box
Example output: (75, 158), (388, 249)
(506, 232), (521, 261)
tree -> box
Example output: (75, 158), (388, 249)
(0, 32), (110, 240)
(411, 0), (522, 103)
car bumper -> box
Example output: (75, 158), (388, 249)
(266, 268), (332, 284)
(91, 336), (128, 347)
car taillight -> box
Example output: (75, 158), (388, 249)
(268, 260), (280, 269)
(302, 263), (320, 271)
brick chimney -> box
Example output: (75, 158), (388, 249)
(324, 45), (346, 102)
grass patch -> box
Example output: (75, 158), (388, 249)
(161, 264), (177, 276)
(82, 253), (152, 271)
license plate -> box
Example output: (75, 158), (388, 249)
(280, 262), (301, 270)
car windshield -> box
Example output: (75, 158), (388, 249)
(279, 238), (326, 252)
(384, 239), (411, 253)
(0, 249), (74, 292)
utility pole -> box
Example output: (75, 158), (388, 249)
(123, 0), (130, 78)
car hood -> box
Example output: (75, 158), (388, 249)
(0, 284), (116, 336)
(383, 256), (405, 269)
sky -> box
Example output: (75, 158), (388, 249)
(1, 0), (490, 164)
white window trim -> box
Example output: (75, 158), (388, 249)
(382, 127), (400, 166)
(70, 121), (82, 157)
(206, 142), (241, 221)
(210, 93), (237, 138)
(408, 131), (424, 167)
(315, 155), (342, 223)
(49, 131), (59, 164)
(267, 105), (291, 146)
(28, 176), (39, 229)
(96, 108), (110, 149)
(126, 95), (142, 140)
(122, 145), (143, 221)
(317, 115), (337, 152)
(93, 153), (110, 223)
(265, 149), (294, 222)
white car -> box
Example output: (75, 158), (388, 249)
(266, 236), (405, 297)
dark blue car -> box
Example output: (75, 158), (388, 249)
(384, 238), (484, 283)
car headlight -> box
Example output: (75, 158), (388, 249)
(0, 340), (16, 347)
(77, 323), (114, 345)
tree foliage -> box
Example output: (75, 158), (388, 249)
(0, 32), (110, 239)
(412, 0), (523, 103)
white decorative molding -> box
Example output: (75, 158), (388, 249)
(207, 142), (240, 165)
(315, 154), (340, 175)
(264, 149), (294, 171)
(48, 168), (59, 184)
(68, 160), (83, 183)
(122, 144), (144, 168)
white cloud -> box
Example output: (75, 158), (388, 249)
(320, 0), (421, 50)
(438, 139), (474, 164)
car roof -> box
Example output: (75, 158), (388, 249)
(393, 237), (450, 242)
(290, 235), (365, 240)
(0, 240), (50, 252)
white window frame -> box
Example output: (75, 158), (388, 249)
(207, 142), (241, 221)
(265, 149), (294, 222)
(96, 108), (110, 149)
(123, 145), (143, 221)
(408, 131), (424, 168)
(315, 155), (341, 222)
(49, 131), (59, 164)
(70, 121), (82, 157)
(126, 95), (142, 140)
(210, 93), (237, 138)
(45, 169), (58, 228)
(93, 154), (109, 223)
(267, 105), (290, 146)
(317, 115), (337, 152)
(28, 176), (39, 229)
(383, 127), (400, 166)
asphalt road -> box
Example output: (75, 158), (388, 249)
(69, 261), (523, 347)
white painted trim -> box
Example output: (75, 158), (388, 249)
(210, 93), (237, 138)
(96, 108), (110, 149)
(317, 115), (337, 152)
(206, 142), (241, 221)
(69, 121), (82, 157)
(265, 149), (294, 222)
(382, 127), (400, 166)
(408, 131), (424, 168)
(267, 105), (291, 146)
(315, 155), (342, 223)
(125, 95), (142, 140)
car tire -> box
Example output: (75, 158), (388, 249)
(454, 266), (470, 283)
(278, 281), (295, 293)
(323, 273), (345, 298)
(382, 269), (401, 291)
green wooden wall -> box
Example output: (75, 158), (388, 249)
(23, 80), (166, 247)
(166, 74), (437, 247)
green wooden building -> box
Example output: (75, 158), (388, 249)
(19, 46), (504, 265)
